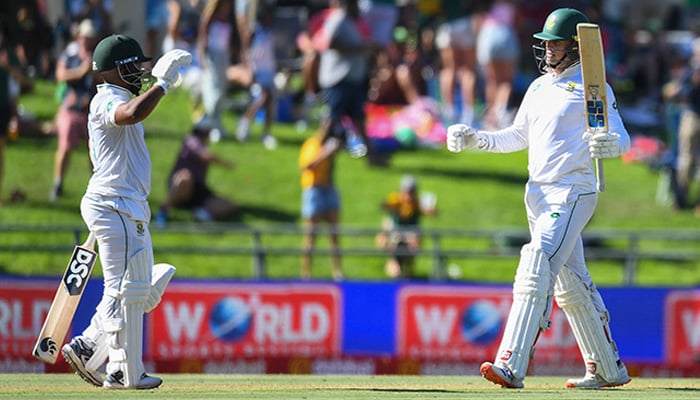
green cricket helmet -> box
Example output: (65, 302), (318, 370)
(532, 8), (589, 73)
(533, 8), (589, 41)
(92, 34), (152, 92)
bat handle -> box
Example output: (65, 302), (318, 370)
(595, 158), (605, 192)
(82, 231), (97, 248)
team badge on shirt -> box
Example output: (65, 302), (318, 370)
(136, 221), (145, 236)
(566, 81), (576, 92)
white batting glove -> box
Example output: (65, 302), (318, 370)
(151, 49), (192, 93)
(446, 124), (480, 153)
(583, 131), (621, 159)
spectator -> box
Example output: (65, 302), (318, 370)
(235, 6), (279, 150)
(298, 119), (345, 281)
(155, 116), (237, 226)
(163, 0), (206, 117)
(665, 37), (700, 216)
(50, 19), (99, 203)
(68, 0), (113, 37)
(145, 0), (170, 58)
(0, 28), (22, 205)
(375, 174), (436, 278)
(13, 1), (54, 79)
(197, 0), (234, 142)
(316, 0), (376, 161)
(476, 0), (519, 129)
(434, 1), (479, 125)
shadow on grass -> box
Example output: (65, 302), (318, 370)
(401, 164), (527, 185)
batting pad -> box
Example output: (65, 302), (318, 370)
(145, 263), (176, 313)
(496, 246), (552, 380)
(554, 267), (622, 381)
(119, 249), (151, 387)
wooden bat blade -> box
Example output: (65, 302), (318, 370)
(32, 233), (97, 364)
(577, 22), (607, 191)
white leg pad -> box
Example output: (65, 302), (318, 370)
(145, 263), (176, 313)
(496, 246), (552, 380)
(554, 267), (623, 382)
(117, 249), (151, 388)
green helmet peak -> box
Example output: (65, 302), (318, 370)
(533, 8), (589, 42)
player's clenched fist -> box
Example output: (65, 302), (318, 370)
(446, 124), (478, 153)
(151, 49), (192, 93)
(583, 131), (621, 159)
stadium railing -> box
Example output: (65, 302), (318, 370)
(2, 224), (699, 285)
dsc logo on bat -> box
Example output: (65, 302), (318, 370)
(63, 248), (96, 296)
(586, 85), (606, 129)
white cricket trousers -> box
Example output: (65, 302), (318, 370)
(79, 194), (153, 340)
(524, 182), (603, 311)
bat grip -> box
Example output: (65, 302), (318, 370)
(82, 231), (97, 248)
(595, 158), (605, 192)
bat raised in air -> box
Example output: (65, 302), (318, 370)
(577, 22), (607, 192)
(33, 231), (97, 364)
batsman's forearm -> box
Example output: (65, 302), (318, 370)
(115, 86), (166, 125)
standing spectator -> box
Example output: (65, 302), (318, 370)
(235, 6), (279, 150)
(60, 34), (190, 389)
(145, 0), (170, 58)
(50, 19), (99, 203)
(298, 119), (345, 281)
(197, 0), (234, 141)
(316, 0), (376, 160)
(375, 174), (436, 278)
(447, 8), (632, 389)
(0, 28), (22, 205)
(13, 1), (54, 78)
(665, 36), (700, 216)
(434, 1), (480, 125)
(476, 0), (519, 129)
(164, 0), (206, 117)
(155, 116), (237, 226)
(68, 0), (113, 37)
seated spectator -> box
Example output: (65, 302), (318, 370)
(155, 117), (237, 226)
(375, 175), (436, 278)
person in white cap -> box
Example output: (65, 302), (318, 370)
(49, 19), (99, 202)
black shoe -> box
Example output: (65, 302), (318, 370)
(61, 337), (102, 387)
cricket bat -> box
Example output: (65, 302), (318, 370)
(577, 22), (607, 192)
(33, 231), (97, 364)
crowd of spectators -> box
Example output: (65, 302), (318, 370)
(1, 0), (700, 276)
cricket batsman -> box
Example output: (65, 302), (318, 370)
(446, 8), (632, 389)
(60, 34), (190, 389)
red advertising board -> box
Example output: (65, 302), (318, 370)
(397, 286), (581, 365)
(664, 290), (700, 366)
(0, 280), (55, 360)
(147, 283), (342, 361)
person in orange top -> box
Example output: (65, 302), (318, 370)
(299, 120), (345, 280)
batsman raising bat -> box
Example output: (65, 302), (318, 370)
(59, 34), (189, 390)
(446, 8), (631, 389)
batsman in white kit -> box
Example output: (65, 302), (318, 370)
(60, 34), (191, 389)
(446, 8), (632, 389)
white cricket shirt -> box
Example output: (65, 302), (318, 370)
(85, 84), (151, 202)
(479, 63), (630, 190)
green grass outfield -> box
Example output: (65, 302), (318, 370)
(1, 374), (698, 400)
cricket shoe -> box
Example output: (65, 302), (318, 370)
(104, 370), (163, 390)
(480, 361), (524, 389)
(566, 364), (631, 389)
(61, 337), (103, 387)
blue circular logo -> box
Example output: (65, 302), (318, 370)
(209, 296), (252, 342)
(461, 300), (502, 344)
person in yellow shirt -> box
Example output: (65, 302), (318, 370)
(299, 120), (345, 280)
(376, 174), (436, 278)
